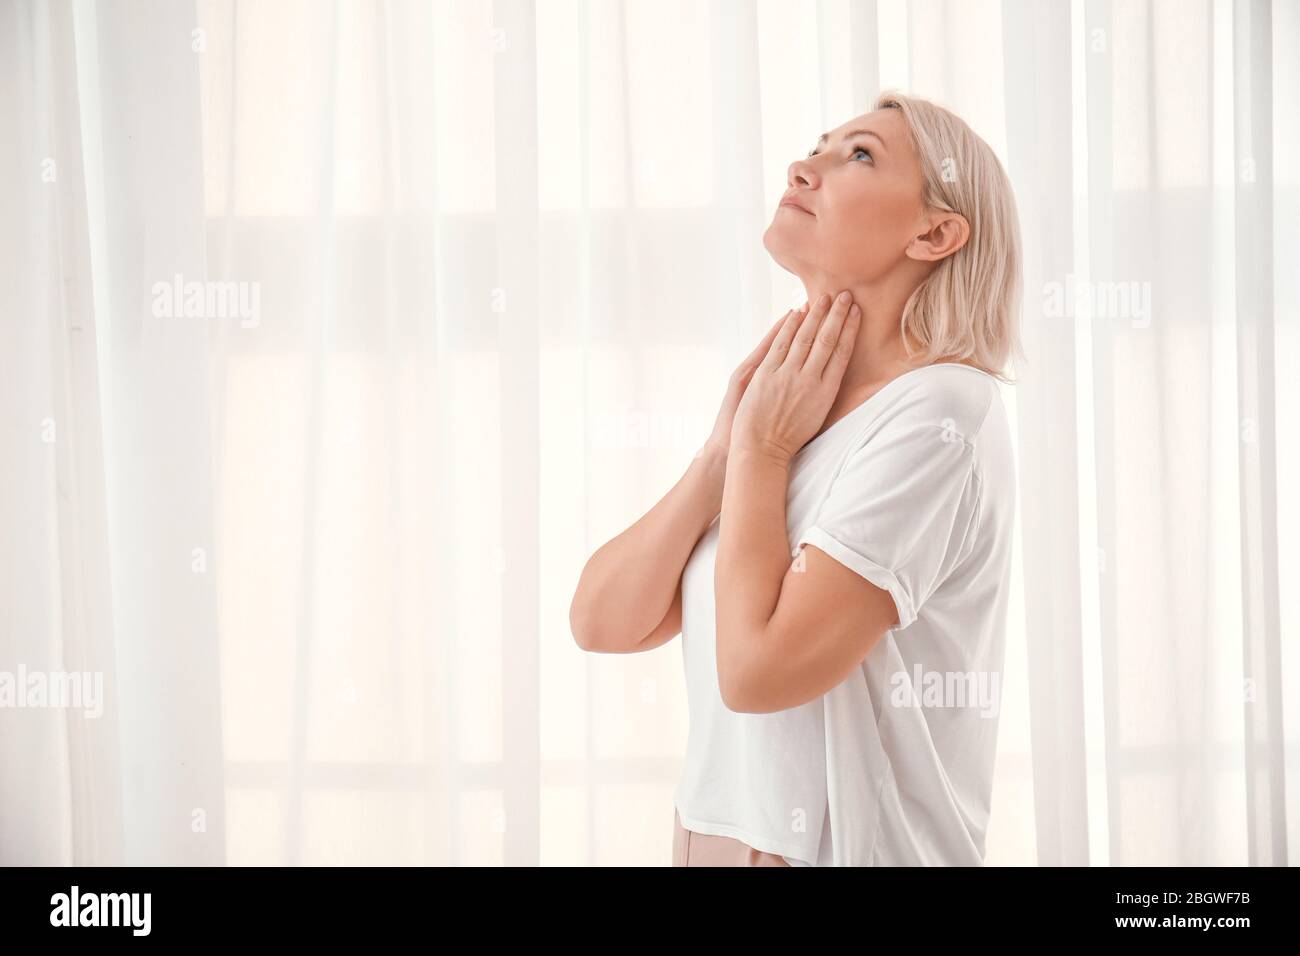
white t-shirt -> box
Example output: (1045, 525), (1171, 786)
(673, 362), (1016, 866)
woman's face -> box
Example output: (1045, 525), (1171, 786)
(763, 107), (928, 286)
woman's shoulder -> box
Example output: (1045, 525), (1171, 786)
(869, 362), (1001, 447)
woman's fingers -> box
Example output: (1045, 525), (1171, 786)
(743, 309), (795, 371)
(820, 303), (860, 385)
(805, 291), (857, 378)
(779, 293), (832, 371)
(762, 297), (818, 372)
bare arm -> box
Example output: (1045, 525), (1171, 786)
(714, 447), (896, 713)
(715, 291), (898, 712)
(569, 310), (791, 654)
(569, 447), (726, 653)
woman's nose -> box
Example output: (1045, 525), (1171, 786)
(787, 157), (818, 189)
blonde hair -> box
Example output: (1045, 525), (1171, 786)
(874, 90), (1024, 384)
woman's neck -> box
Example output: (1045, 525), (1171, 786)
(801, 279), (925, 422)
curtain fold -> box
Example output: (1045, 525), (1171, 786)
(1232, 0), (1285, 868)
(1001, 0), (1088, 868)
(73, 0), (228, 864)
(2, 0), (1296, 866)
(2, 0), (125, 866)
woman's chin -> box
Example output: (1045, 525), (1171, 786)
(762, 229), (809, 273)
(762, 224), (793, 257)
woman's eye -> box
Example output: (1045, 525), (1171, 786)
(805, 147), (871, 162)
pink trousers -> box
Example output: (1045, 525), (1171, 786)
(672, 808), (791, 867)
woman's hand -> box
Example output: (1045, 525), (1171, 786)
(730, 291), (861, 465)
(698, 308), (800, 461)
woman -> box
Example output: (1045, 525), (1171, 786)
(570, 90), (1022, 867)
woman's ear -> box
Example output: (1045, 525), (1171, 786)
(905, 211), (971, 262)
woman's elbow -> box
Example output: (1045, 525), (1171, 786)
(569, 597), (599, 652)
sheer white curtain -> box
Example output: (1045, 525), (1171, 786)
(2, 0), (1296, 866)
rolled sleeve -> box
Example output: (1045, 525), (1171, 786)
(795, 422), (980, 632)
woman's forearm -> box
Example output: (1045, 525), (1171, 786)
(569, 446), (729, 652)
(713, 446), (793, 703)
